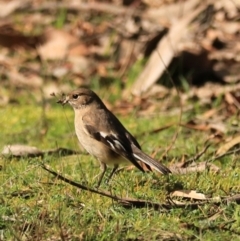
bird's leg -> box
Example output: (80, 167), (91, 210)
(96, 162), (107, 188)
(106, 164), (119, 184)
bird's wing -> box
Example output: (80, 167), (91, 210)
(82, 112), (145, 172)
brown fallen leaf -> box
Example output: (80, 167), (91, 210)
(181, 121), (209, 131)
(225, 92), (240, 110)
(170, 190), (214, 200)
(169, 162), (220, 174)
(181, 119), (226, 134)
(216, 135), (240, 157)
(199, 108), (219, 120)
(0, 0), (29, 18)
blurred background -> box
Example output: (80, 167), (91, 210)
(0, 0), (240, 149)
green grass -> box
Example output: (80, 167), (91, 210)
(1, 86), (240, 240)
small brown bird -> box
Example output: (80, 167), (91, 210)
(58, 88), (171, 187)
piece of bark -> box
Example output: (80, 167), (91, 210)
(131, 2), (206, 96)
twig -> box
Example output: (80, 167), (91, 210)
(40, 163), (169, 210)
(181, 144), (211, 168)
(40, 163), (240, 209)
(137, 123), (174, 138)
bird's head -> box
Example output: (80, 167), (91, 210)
(57, 88), (102, 109)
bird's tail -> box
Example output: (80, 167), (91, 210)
(132, 145), (171, 174)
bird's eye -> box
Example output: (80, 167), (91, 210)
(72, 94), (79, 99)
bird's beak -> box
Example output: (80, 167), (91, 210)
(57, 95), (69, 105)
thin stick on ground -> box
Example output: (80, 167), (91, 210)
(40, 163), (240, 209)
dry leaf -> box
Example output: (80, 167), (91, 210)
(171, 190), (209, 200)
(216, 135), (240, 157)
(0, 0), (28, 18)
(182, 119), (226, 133)
(170, 162), (220, 174)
